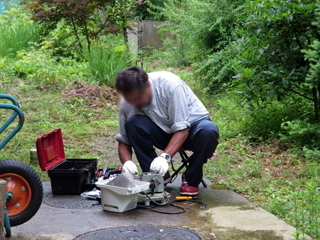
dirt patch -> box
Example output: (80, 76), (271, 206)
(249, 140), (301, 178)
(61, 81), (118, 108)
(90, 135), (121, 165)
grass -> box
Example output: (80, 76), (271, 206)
(0, 78), (119, 180)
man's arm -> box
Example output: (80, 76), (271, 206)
(164, 129), (189, 158)
(118, 141), (132, 164)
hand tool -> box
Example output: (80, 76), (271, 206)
(175, 196), (201, 200)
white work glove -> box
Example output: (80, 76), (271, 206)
(150, 156), (169, 177)
(122, 161), (138, 175)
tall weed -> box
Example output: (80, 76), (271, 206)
(292, 181), (320, 240)
(0, 6), (44, 57)
(80, 37), (133, 86)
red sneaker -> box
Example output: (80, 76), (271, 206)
(180, 173), (199, 196)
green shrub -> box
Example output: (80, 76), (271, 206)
(133, 0), (165, 20)
(194, 45), (235, 93)
(280, 119), (320, 160)
(159, 0), (243, 53)
(147, 38), (192, 68)
(0, 6), (44, 58)
(13, 42), (89, 90)
(153, 0), (243, 90)
(80, 37), (133, 86)
(211, 91), (313, 140)
(43, 20), (76, 58)
(232, 0), (320, 119)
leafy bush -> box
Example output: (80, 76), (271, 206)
(79, 36), (133, 86)
(147, 38), (191, 68)
(194, 45), (235, 93)
(154, 0), (243, 91)
(0, 6), (44, 58)
(240, 102), (303, 140)
(133, 0), (165, 20)
(159, 0), (243, 53)
(232, 0), (320, 119)
(280, 119), (320, 160)
(13, 41), (89, 90)
(43, 20), (77, 58)
(211, 90), (314, 140)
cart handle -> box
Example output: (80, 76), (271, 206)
(0, 94), (24, 150)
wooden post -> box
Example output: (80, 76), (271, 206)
(0, 179), (6, 240)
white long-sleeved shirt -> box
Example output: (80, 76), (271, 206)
(116, 71), (209, 145)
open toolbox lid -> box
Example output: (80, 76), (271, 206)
(36, 128), (66, 171)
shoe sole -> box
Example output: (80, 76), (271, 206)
(180, 191), (199, 196)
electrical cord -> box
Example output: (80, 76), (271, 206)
(171, 199), (207, 210)
(137, 191), (206, 214)
(137, 191), (185, 214)
(137, 203), (186, 214)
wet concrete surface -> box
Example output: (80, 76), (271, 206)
(11, 177), (297, 240)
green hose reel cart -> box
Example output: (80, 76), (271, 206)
(0, 94), (43, 237)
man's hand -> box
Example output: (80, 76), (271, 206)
(150, 156), (169, 176)
(122, 161), (138, 175)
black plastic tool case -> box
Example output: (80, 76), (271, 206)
(37, 128), (97, 195)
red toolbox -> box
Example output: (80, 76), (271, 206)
(36, 128), (97, 195)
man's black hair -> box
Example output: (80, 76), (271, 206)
(115, 66), (148, 94)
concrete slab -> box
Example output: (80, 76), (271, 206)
(10, 177), (297, 240)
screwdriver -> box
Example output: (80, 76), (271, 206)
(176, 196), (201, 200)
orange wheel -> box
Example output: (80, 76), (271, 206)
(0, 160), (43, 226)
(0, 173), (32, 216)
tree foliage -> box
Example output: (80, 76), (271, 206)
(233, 0), (320, 120)
(133, 0), (165, 20)
(157, 0), (243, 92)
(106, 0), (135, 50)
(28, 0), (136, 52)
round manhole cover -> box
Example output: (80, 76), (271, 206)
(74, 226), (201, 240)
(44, 194), (100, 209)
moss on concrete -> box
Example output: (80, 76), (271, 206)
(209, 183), (230, 190)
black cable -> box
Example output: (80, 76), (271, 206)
(137, 191), (185, 214)
(138, 191), (206, 214)
(171, 158), (176, 172)
(171, 199), (207, 210)
(137, 203), (186, 214)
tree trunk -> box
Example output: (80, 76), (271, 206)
(119, 0), (129, 52)
(312, 87), (319, 120)
(0, 179), (6, 240)
(71, 17), (82, 50)
(318, 84), (320, 121)
(84, 19), (91, 52)
(123, 26), (129, 51)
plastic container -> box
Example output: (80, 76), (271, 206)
(36, 128), (97, 195)
(96, 179), (149, 212)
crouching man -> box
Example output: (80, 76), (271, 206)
(115, 66), (219, 195)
